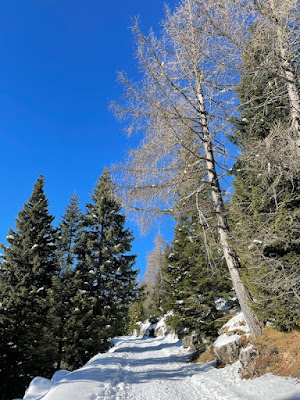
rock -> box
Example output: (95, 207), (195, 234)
(154, 318), (169, 337)
(219, 312), (250, 335)
(182, 332), (202, 351)
(212, 334), (241, 366)
(239, 345), (258, 378)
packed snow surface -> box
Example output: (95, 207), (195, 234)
(21, 335), (300, 400)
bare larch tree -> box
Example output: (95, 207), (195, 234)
(111, 0), (262, 338)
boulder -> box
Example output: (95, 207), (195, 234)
(182, 332), (202, 351)
(239, 345), (258, 378)
(212, 334), (241, 366)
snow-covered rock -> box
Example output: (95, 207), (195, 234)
(220, 312), (250, 335)
(212, 313), (252, 366)
(212, 333), (241, 365)
(136, 319), (152, 337)
(136, 313), (172, 338)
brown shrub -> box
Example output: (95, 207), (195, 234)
(253, 327), (300, 379)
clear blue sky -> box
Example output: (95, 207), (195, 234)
(0, 0), (176, 278)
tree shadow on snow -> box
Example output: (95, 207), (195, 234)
(52, 357), (215, 389)
(112, 341), (182, 354)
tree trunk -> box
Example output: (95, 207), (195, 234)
(277, 30), (300, 140)
(196, 83), (262, 339)
(268, 0), (300, 140)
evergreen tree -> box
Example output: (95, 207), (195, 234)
(162, 215), (234, 343)
(228, 28), (290, 149)
(57, 193), (83, 272)
(54, 193), (83, 369)
(0, 175), (58, 399)
(142, 234), (167, 319)
(230, 34), (300, 331)
(64, 169), (138, 369)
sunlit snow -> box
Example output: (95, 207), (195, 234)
(19, 335), (300, 400)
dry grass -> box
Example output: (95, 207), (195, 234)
(192, 348), (215, 363)
(253, 327), (300, 379)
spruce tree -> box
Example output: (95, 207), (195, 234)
(54, 193), (83, 369)
(64, 169), (138, 369)
(230, 34), (300, 331)
(0, 175), (58, 399)
(162, 215), (233, 343)
(57, 193), (83, 272)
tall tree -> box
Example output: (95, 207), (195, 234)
(64, 169), (138, 369)
(54, 193), (83, 369)
(162, 213), (234, 341)
(57, 193), (83, 272)
(197, 0), (299, 142)
(229, 29), (300, 331)
(250, 0), (300, 138)
(0, 175), (58, 399)
(142, 233), (167, 318)
(112, 0), (262, 337)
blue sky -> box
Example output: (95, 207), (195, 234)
(0, 0), (176, 278)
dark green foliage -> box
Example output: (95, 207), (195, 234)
(54, 193), (83, 369)
(230, 152), (300, 331)
(64, 169), (138, 369)
(228, 29), (290, 150)
(126, 286), (147, 335)
(230, 32), (300, 331)
(57, 193), (83, 272)
(162, 216), (233, 341)
(0, 175), (58, 399)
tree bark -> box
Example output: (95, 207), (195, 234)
(277, 29), (300, 140)
(267, 0), (300, 140)
(197, 83), (262, 339)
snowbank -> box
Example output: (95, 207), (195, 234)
(136, 312), (173, 338)
(23, 377), (53, 400)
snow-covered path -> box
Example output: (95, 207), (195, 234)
(24, 335), (300, 400)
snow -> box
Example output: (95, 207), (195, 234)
(18, 335), (300, 400)
(213, 333), (241, 348)
(223, 312), (250, 334)
(136, 319), (152, 336)
(51, 370), (70, 383)
(23, 377), (53, 400)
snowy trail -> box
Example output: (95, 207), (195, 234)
(25, 335), (300, 400)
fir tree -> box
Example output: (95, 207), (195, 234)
(228, 28), (290, 149)
(0, 175), (58, 399)
(64, 169), (138, 369)
(230, 34), (300, 331)
(163, 215), (233, 343)
(57, 193), (83, 272)
(54, 193), (83, 369)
